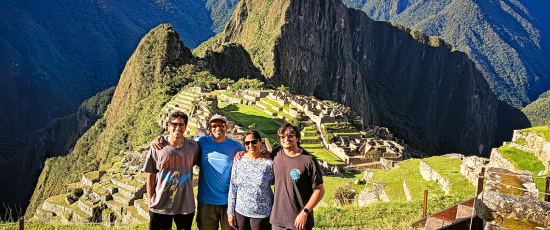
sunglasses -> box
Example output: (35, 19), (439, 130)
(244, 139), (259, 146)
(278, 133), (295, 139)
(169, 122), (186, 128)
(211, 123), (226, 129)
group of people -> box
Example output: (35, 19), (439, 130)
(143, 111), (325, 230)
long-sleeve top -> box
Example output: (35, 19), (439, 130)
(227, 155), (274, 218)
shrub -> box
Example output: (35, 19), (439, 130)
(292, 118), (302, 128)
(332, 185), (357, 207)
(514, 137), (527, 145)
(70, 188), (84, 199)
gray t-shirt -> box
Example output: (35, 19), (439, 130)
(143, 137), (200, 215)
(270, 147), (323, 229)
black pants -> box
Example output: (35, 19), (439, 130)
(149, 210), (195, 230)
(235, 211), (271, 230)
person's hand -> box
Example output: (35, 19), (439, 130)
(233, 151), (245, 162)
(261, 150), (270, 159)
(228, 216), (237, 229)
(151, 136), (164, 150)
(294, 211), (308, 230)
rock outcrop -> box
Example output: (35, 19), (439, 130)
(476, 191), (550, 228)
(199, 0), (500, 156)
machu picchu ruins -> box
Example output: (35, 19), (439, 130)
(28, 88), (550, 229)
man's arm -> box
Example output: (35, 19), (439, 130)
(146, 172), (156, 204)
(294, 184), (325, 230)
(151, 136), (165, 150)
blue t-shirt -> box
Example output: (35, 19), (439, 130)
(196, 136), (246, 205)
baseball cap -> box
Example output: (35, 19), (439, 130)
(209, 114), (228, 124)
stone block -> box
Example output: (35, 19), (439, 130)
(476, 191), (550, 227)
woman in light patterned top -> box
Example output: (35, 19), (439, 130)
(227, 130), (274, 230)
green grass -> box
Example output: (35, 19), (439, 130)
(302, 130), (317, 134)
(220, 104), (280, 131)
(498, 145), (548, 199)
(520, 126), (550, 141)
(314, 195), (476, 230)
(368, 159), (445, 202)
(46, 195), (70, 208)
(255, 101), (293, 120)
(322, 177), (363, 203)
(307, 148), (344, 165)
(300, 144), (324, 148)
(4, 221), (198, 230)
(303, 126), (316, 131)
(422, 156), (475, 197)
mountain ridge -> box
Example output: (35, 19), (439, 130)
(196, 0), (528, 156)
(341, 0), (550, 108)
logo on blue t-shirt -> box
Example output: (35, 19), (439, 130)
(290, 168), (301, 180)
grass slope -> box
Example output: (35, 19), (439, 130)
(498, 145), (549, 199)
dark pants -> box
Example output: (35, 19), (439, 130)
(196, 202), (232, 230)
(272, 225), (312, 230)
(235, 212), (271, 230)
(149, 210), (194, 230)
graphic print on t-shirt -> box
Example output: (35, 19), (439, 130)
(290, 168), (301, 180)
(207, 151), (229, 174)
(161, 171), (191, 208)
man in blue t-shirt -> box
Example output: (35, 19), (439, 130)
(153, 114), (245, 230)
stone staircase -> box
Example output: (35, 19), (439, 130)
(412, 198), (480, 230)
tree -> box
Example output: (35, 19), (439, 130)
(277, 84), (290, 93)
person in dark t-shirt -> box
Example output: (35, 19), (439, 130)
(270, 123), (325, 230)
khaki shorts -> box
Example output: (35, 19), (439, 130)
(196, 202), (232, 230)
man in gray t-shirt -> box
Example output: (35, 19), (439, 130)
(143, 111), (200, 230)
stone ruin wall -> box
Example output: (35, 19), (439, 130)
(510, 130), (550, 169)
(486, 148), (516, 170)
(420, 160), (450, 195)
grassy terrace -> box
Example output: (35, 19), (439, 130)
(301, 143), (324, 148)
(46, 194), (70, 208)
(220, 104), (280, 131)
(520, 126), (550, 141)
(422, 156), (475, 197)
(498, 144), (549, 199)
(308, 148), (344, 165)
(84, 171), (100, 180)
(255, 100), (293, 120)
(261, 97), (291, 110)
(368, 159), (445, 202)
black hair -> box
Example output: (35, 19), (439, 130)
(169, 111), (188, 125)
(242, 130), (262, 143)
(277, 123), (301, 143)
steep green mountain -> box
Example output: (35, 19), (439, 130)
(0, 0), (235, 163)
(340, 0), (550, 108)
(195, 0), (529, 156)
(0, 86), (115, 220)
(23, 24), (218, 220)
(522, 90), (550, 127)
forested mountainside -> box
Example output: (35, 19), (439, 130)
(0, 86), (115, 220)
(195, 0), (529, 156)
(24, 24), (222, 220)
(522, 90), (550, 127)
(0, 0), (238, 163)
(341, 0), (550, 108)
